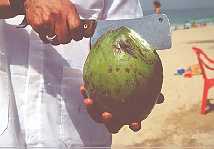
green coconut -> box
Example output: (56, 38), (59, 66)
(83, 26), (163, 133)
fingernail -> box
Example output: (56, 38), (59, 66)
(129, 122), (141, 132)
(101, 112), (112, 123)
(83, 98), (94, 107)
(80, 85), (87, 97)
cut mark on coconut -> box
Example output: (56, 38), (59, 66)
(113, 38), (137, 59)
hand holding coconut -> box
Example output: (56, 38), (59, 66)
(80, 27), (165, 133)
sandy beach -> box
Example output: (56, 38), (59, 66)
(112, 25), (214, 148)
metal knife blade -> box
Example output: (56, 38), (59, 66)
(85, 14), (171, 50)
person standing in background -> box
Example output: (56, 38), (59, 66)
(153, 0), (161, 14)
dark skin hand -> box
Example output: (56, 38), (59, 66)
(80, 85), (124, 133)
(24, 0), (81, 45)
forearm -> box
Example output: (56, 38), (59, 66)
(0, 0), (18, 19)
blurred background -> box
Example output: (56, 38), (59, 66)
(140, 0), (214, 26)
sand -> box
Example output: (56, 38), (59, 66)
(112, 25), (214, 148)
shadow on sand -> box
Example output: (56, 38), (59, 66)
(206, 99), (214, 114)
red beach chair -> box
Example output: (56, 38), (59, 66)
(192, 47), (214, 114)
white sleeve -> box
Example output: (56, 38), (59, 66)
(102, 0), (143, 20)
(71, 0), (143, 20)
(70, 0), (105, 19)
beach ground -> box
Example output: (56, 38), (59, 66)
(112, 25), (214, 148)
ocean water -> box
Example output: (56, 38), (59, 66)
(144, 8), (214, 25)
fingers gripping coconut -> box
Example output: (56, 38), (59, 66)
(80, 26), (164, 133)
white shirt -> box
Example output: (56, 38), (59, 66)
(0, 0), (143, 148)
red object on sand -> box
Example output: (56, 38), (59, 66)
(184, 71), (192, 78)
(192, 47), (214, 114)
